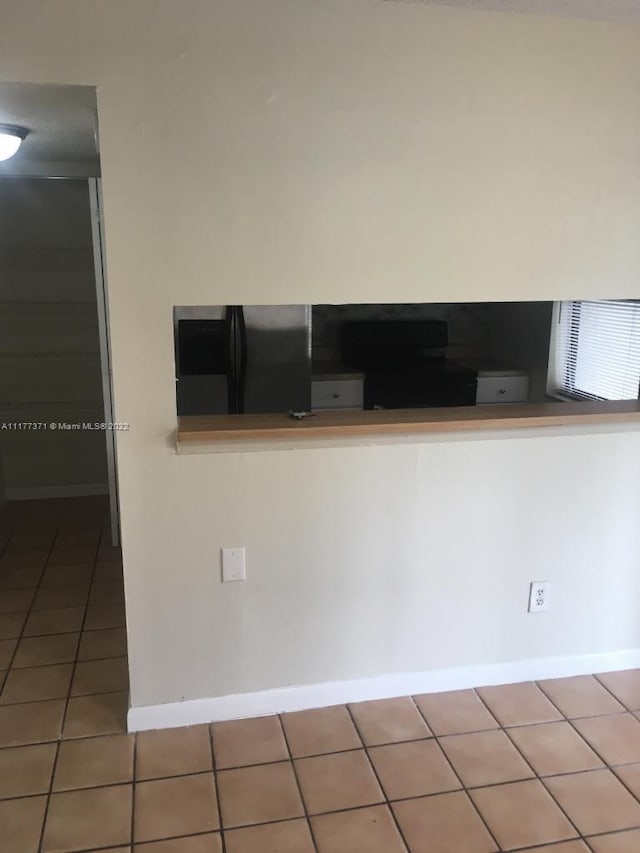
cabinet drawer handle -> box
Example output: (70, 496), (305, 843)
(498, 388), (507, 394)
(332, 392), (340, 398)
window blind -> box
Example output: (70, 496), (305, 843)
(552, 300), (640, 401)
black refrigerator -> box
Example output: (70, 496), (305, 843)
(174, 305), (312, 415)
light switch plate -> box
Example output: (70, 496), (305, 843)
(221, 547), (246, 582)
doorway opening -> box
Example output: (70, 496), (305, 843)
(0, 83), (119, 545)
(0, 83), (128, 735)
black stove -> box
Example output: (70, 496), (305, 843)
(341, 319), (477, 409)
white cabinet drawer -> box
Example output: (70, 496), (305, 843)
(476, 375), (529, 405)
(312, 378), (364, 410)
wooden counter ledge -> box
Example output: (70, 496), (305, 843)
(177, 400), (640, 444)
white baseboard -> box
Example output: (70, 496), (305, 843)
(6, 483), (108, 501)
(127, 647), (640, 732)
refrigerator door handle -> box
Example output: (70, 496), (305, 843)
(236, 306), (248, 415)
(225, 306), (237, 413)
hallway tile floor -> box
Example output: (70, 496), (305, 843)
(3, 500), (640, 850)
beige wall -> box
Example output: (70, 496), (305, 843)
(0, 179), (106, 496)
(2, 0), (640, 709)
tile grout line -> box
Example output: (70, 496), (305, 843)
(580, 825), (640, 846)
(0, 660), (129, 706)
(490, 717), (585, 846)
(2, 619), (127, 642)
(130, 729), (137, 851)
(208, 724), (227, 853)
(54, 538), (100, 739)
(24, 580), (122, 614)
(554, 713), (640, 830)
(344, 702), (415, 853)
(4, 722), (640, 786)
(33, 524), (64, 853)
(76, 829), (221, 852)
(472, 683), (587, 849)
(0, 529), (58, 697)
(3, 754), (640, 811)
(278, 713), (321, 853)
(590, 672), (637, 715)
(0, 687), (128, 715)
(181, 805), (409, 837)
(1, 699), (640, 783)
(534, 676), (630, 721)
(37, 516), (127, 853)
(34, 528), (105, 852)
(532, 678), (640, 833)
(13, 766), (637, 851)
(5, 762), (640, 834)
(411, 692), (505, 852)
(472, 681), (640, 850)
(9, 651), (126, 674)
(36, 740), (61, 853)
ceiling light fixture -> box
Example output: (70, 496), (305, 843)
(0, 124), (28, 161)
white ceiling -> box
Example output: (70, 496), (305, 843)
(384, 0), (640, 22)
(0, 83), (98, 164)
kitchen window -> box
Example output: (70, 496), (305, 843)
(174, 300), (640, 448)
(548, 300), (640, 401)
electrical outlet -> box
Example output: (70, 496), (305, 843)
(221, 547), (246, 582)
(528, 581), (550, 613)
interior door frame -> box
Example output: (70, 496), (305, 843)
(88, 177), (120, 546)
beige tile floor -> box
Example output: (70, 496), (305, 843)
(3, 501), (640, 851)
